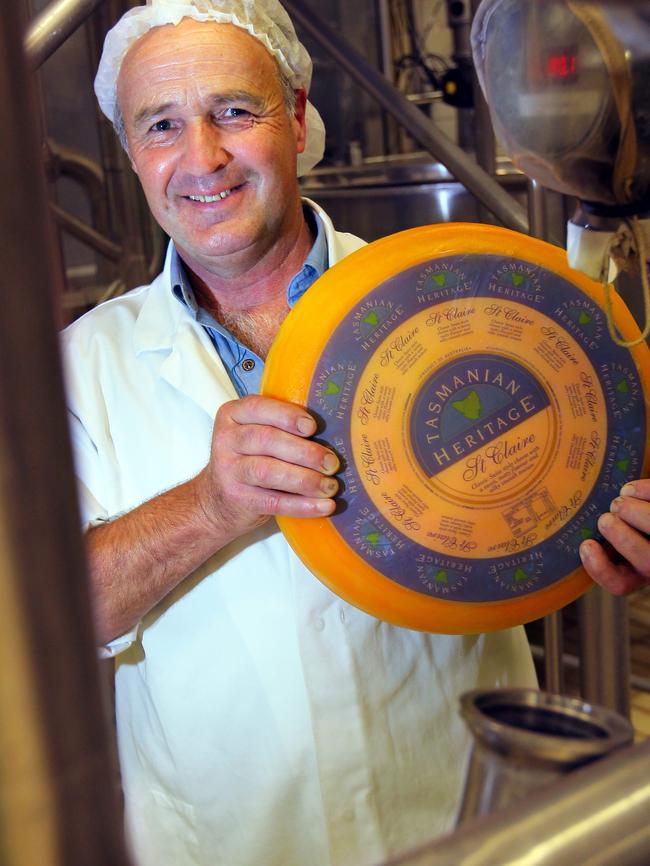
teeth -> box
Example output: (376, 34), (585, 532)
(188, 190), (232, 202)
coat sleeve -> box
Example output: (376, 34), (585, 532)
(66, 399), (141, 658)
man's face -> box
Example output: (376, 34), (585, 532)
(117, 19), (307, 273)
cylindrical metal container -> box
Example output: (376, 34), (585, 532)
(456, 687), (633, 824)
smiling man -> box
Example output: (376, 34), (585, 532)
(61, 3), (541, 866)
(118, 15), (315, 357)
(120, 19), (308, 279)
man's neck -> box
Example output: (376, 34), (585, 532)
(178, 207), (315, 358)
(179, 209), (314, 315)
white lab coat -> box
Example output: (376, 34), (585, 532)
(63, 201), (536, 866)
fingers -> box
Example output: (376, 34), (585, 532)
(227, 424), (338, 474)
(224, 395), (318, 438)
(610, 486), (650, 535)
(578, 478), (650, 595)
(204, 396), (340, 526)
(618, 479), (650, 502)
(597, 480), (650, 576)
(579, 538), (647, 595)
(236, 486), (337, 519)
(216, 396), (339, 475)
(215, 457), (338, 521)
(593, 511), (650, 580)
(238, 455), (339, 500)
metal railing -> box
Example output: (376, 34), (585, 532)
(25, 0), (105, 69)
(27, 0), (161, 318)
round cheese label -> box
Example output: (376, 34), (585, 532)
(263, 224), (650, 632)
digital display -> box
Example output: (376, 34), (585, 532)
(546, 51), (578, 80)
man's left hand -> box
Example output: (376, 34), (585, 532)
(580, 478), (650, 595)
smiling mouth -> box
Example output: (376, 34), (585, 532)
(187, 188), (234, 203)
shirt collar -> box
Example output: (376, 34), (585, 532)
(171, 249), (198, 314)
(287, 205), (328, 307)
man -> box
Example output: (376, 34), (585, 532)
(62, 2), (649, 865)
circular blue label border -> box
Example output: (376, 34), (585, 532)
(308, 254), (646, 603)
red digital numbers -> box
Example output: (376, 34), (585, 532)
(547, 52), (577, 79)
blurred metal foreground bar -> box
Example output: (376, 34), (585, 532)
(379, 737), (650, 866)
(0, 1), (130, 864)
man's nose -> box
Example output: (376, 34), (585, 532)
(180, 120), (231, 175)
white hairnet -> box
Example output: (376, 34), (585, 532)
(94, 0), (325, 176)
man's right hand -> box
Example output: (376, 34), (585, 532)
(195, 395), (339, 543)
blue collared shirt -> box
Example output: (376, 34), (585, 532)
(171, 209), (328, 396)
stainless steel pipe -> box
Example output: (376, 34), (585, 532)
(456, 688), (633, 823)
(542, 611), (564, 694)
(529, 643), (650, 694)
(283, 0), (530, 234)
(380, 737), (650, 866)
(579, 587), (631, 717)
(24, 0), (105, 70)
(527, 176), (566, 695)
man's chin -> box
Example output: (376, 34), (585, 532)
(175, 231), (260, 271)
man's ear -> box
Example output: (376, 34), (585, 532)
(293, 88), (308, 155)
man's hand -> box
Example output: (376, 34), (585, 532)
(580, 479), (650, 595)
(196, 395), (339, 541)
(88, 395), (340, 644)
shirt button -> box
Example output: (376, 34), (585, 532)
(241, 358), (256, 372)
(313, 617), (325, 631)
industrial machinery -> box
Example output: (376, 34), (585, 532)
(3, 2), (650, 865)
(472, 0), (650, 344)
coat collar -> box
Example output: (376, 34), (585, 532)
(132, 245), (237, 417)
(129, 200), (361, 418)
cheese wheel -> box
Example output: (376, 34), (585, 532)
(262, 223), (650, 633)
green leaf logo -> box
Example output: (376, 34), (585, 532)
(452, 390), (482, 421)
(578, 311), (591, 325)
(616, 379), (629, 394)
(514, 568), (528, 583)
(580, 527), (594, 541)
(325, 380), (340, 396)
(435, 570), (449, 584)
(512, 272), (525, 287)
(363, 311), (379, 326)
(432, 273), (447, 287)
(365, 531), (380, 547)
(616, 458), (630, 473)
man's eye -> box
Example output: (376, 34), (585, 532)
(151, 119), (173, 133)
(221, 108), (253, 120)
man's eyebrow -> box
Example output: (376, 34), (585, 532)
(207, 91), (267, 111)
(133, 102), (176, 128)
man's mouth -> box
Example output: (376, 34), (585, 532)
(187, 188), (234, 203)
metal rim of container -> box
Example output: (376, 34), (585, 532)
(460, 688), (634, 767)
